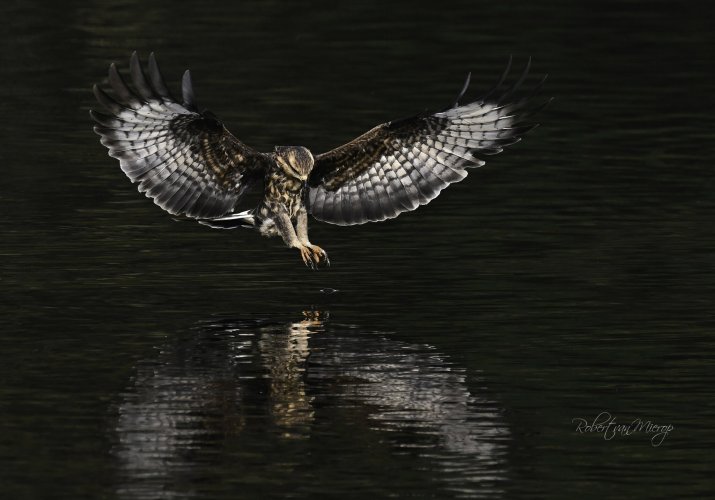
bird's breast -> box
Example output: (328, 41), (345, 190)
(265, 174), (306, 219)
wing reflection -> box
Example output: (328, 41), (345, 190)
(114, 312), (508, 498)
(308, 335), (507, 458)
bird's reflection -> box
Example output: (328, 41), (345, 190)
(258, 311), (321, 436)
(114, 311), (508, 499)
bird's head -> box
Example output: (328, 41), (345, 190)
(274, 146), (314, 181)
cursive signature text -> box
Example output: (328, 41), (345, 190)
(572, 411), (673, 446)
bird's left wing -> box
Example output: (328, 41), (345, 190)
(307, 60), (548, 226)
(91, 52), (271, 219)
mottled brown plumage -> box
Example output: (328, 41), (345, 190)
(92, 53), (547, 268)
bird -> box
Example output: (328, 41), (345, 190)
(91, 53), (548, 269)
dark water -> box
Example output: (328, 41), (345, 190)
(2, 0), (714, 498)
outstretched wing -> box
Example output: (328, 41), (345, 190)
(91, 52), (270, 219)
(307, 59), (549, 226)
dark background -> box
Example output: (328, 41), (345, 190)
(1, 0), (714, 498)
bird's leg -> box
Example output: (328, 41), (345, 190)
(296, 208), (329, 267)
(295, 208), (310, 244)
(274, 211), (320, 269)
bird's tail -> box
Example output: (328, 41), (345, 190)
(198, 209), (256, 230)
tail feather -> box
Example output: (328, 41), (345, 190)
(198, 210), (256, 230)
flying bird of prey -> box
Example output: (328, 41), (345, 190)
(91, 53), (547, 268)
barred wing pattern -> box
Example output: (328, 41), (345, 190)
(91, 53), (269, 219)
(307, 60), (547, 226)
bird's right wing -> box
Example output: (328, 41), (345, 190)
(91, 52), (271, 219)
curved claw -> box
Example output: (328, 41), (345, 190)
(298, 244), (329, 270)
(309, 244), (329, 268)
(299, 246), (316, 270)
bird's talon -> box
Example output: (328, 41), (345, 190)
(298, 244), (329, 270)
(299, 246), (312, 269)
(307, 244), (329, 266)
(299, 245), (323, 270)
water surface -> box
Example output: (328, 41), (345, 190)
(1, 0), (714, 498)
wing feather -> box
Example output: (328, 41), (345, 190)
(129, 52), (155, 101)
(307, 61), (548, 226)
(92, 52), (270, 219)
(181, 70), (197, 110)
(147, 52), (173, 100)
